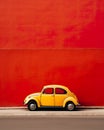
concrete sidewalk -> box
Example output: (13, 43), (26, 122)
(0, 107), (104, 118)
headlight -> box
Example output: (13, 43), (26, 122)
(28, 96), (31, 99)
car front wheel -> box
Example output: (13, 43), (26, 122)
(28, 101), (37, 111)
(66, 102), (75, 111)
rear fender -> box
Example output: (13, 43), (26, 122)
(63, 97), (78, 107)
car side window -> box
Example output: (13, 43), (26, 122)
(55, 88), (67, 94)
(43, 88), (54, 94)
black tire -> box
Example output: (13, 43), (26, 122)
(28, 101), (38, 111)
(66, 102), (75, 111)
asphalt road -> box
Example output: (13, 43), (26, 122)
(0, 117), (104, 130)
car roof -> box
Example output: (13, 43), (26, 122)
(43, 84), (71, 92)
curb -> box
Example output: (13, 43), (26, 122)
(0, 107), (104, 118)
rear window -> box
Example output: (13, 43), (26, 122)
(55, 88), (67, 94)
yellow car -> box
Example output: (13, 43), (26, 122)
(24, 85), (79, 111)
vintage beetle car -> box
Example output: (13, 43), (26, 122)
(24, 85), (79, 111)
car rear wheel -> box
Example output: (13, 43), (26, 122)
(28, 101), (37, 111)
(66, 102), (75, 111)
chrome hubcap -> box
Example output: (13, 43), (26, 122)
(67, 103), (74, 111)
(30, 103), (36, 110)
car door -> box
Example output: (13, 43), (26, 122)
(40, 88), (54, 106)
(55, 88), (68, 106)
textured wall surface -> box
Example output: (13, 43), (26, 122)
(0, 0), (104, 106)
(0, 0), (104, 48)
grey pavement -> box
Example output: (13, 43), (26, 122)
(0, 117), (104, 130)
(0, 107), (104, 118)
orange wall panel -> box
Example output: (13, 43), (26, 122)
(0, 0), (104, 48)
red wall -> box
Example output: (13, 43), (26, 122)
(0, 0), (104, 106)
(0, 49), (104, 106)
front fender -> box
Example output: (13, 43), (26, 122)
(63, 97), (78, 107)
(24, 97), (40, 108)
